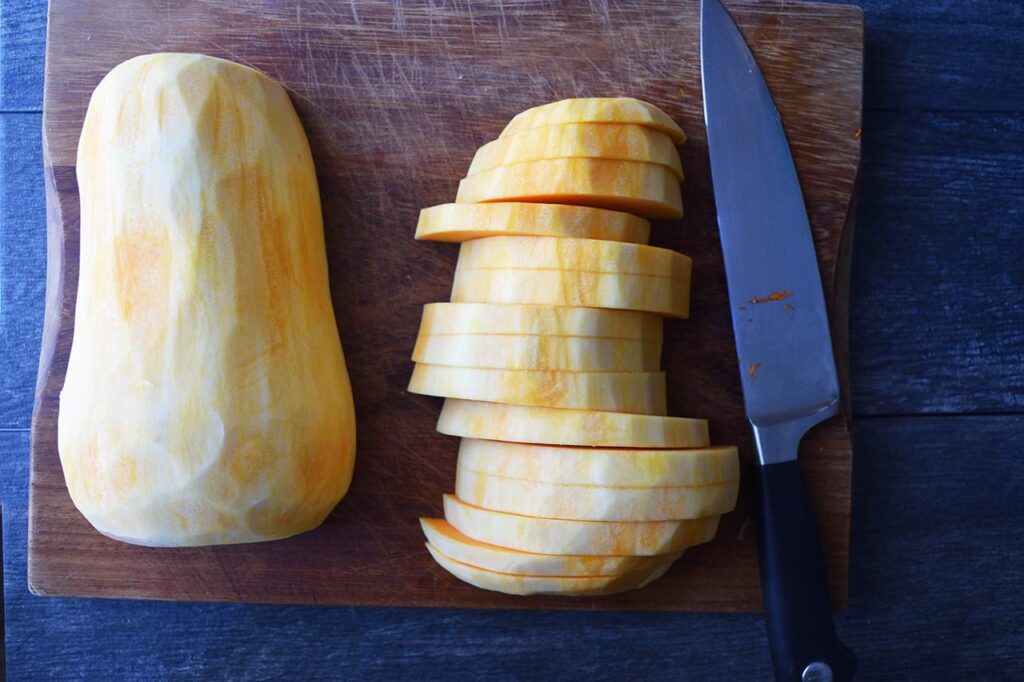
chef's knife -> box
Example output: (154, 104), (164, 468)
(700, 0), (857, 680)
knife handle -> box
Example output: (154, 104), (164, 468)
(757, 459), (856, 682)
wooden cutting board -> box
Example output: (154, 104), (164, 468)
(30, 0), (862, 611)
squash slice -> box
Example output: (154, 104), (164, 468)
(415, 203), (650, 244)
(456, 468), (739, 522)
(470, 123), (682, 178)
(408, 365), (667, 415)
(451, 267), (690, 317)
(456, 158), (683, 220)
(418, 303), (662, 341)
(413, 333), (661, 371)
(421, 518), (681, 577)
(426, 543), (675, 596)
(458, 439), (739, 487)
(501, 97), (686, 144)
(444, 495), (719, 556)
(437, 399), (709, 447)
(458, 236), (691, 281)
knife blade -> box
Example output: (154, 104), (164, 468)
(700, 0), (857, 680)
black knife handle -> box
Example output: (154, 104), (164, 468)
(757, 459), (856, 682)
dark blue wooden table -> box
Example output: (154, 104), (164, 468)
(2, 1), (1023, 679)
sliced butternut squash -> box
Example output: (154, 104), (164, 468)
(421, 518), (681, 577)
(426, 543), (675, 596)
(501, 97), (686, 144)
(418, 303), (662, 342)
(456, 158), (683, 220)
(443, 495), (720, 556)
(469, 123), (682, 178)
(437, 399), (709, 447)
(457, 439), (739, 487)
(413, 333), (661, 371)
(408, 364), (667, 415)
(415, 203), (650, 244)
(458, 236), (691, 281)
(451, 267), (690, 317)
(455, 468), (739, 521)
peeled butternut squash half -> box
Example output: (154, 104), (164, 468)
(59, 53), (356, 547)
(451, 267), (691, 317)
(421, 518), (681, 577)
(458, 236), (691, 281)
(418, 303), (662, 342)
(501, 97), (686, 144)
(458, 439), (740, 488)
(413, 333), (661, 371)
(456, 158), (683, 220)
(437, 399), (710, 448)
(426, 543), (675, 596)
(415, 203), (650, 244)
(408, 364), (667, 415)
(469, 123), (683, 178)
(456, 468), (740, 522)
(444, 495), (720, 556)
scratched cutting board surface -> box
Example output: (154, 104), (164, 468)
(30, 0), (862, 611)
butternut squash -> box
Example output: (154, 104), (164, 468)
(469, 123), (682, 178)
(426, 543), (675, 596)
(415, 203), (650, 244)
(59, 53), (356, 547)
(451, 267), (691, 317)
(457, 439), (739, 487)
(418, 303), (662, 341)
(408, 365), (667, 415)
(421, 518), (681, 577)
(437, 399), (710, 448)
(501, 97), (686, 144)
(443, 495), (720, 556)
(456, 158), (683, 220)
(457, 235), (691, 281)
(412, 333), (661, 371)
(455, 468), (740, 522)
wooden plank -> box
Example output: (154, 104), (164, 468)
(850, 110), (1024, 415)
(7, 418), (1024, 678)
(0, 0), (47, 110)
(30, 0), (861, 610)
(860, 0), (1024, 112)
(843, 416), (1024, 679)
(0, 114), (46, 429)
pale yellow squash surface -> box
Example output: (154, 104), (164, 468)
(437, 399), (710, 448)
(457, 236), (691, 281)
(421, 518), (681, 577)
(456, 468), (739, 522)
(408, 364), (667, 415)
(426, 543), (675, 596)
(458, 439), (739, 487)
(418, 303), (662, 341)
(412, 333), (662, 371)
(415, 203), (650, 244)
(501, 97), (686, 144)
(451, 267), (690, 317)
(59, 53), (356, 547)
(469, 123), (683, 178)
(456, 158), (683, 220)
(444, 495), (720, 556)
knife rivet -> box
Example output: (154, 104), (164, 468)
(802, 662), (833, 682)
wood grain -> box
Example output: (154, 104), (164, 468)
(851, 110), (1024, 415)
(30, 0), (862, 611)
(0, 113), (46, 429)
